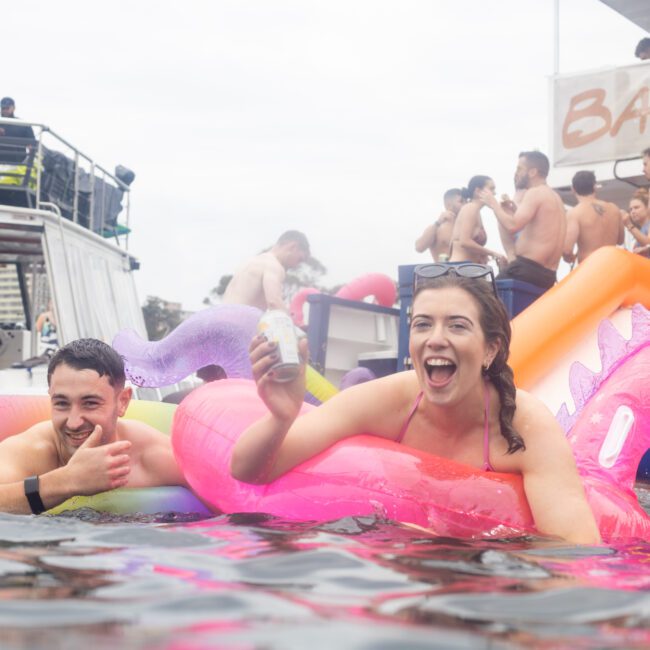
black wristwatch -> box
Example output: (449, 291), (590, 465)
(24, 475), (46, 515)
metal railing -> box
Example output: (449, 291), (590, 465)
(0, 117), (132, 248)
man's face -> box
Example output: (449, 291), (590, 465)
(0, 103), (14, 118)
(446, 194), (463, 215)
(48, 363), (130, 460)
(643, 155), (650, 181)
(287, 243), (308, 269)
(514, 156), (530, 190)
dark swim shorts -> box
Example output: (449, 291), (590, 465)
(497, 255), (556, 291)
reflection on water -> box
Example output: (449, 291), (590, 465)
(0, 486), (648, 650)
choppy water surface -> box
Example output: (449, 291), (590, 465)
(0, 486), (649, 650)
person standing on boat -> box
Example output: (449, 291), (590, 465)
(222, 230), (310, 312)
(0, 339), (186, 515)
(562, 171), (624, 265)
(480, 151), (566, 293)
(622, 188), (650, 257)
(0, 97), (35, 164)
(414, 188), (463, 262)
(448, 176), (508, 267)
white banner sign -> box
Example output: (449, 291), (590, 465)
(552, 63), (650, 166)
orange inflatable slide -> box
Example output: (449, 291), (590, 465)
(509, 247), (650, 392)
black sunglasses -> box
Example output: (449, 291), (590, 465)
(413, 262), (498, 297)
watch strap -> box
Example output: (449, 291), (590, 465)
(24, 475), (46, 515)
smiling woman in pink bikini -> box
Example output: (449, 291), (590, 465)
(231, 264), (600, 544)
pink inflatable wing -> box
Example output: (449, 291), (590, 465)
(113, 305), (262, 387)
(335, 273), (396, 306)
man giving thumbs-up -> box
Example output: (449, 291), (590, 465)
(0, 338), (186, 514)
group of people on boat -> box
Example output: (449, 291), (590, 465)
(415, 148), (650, 287)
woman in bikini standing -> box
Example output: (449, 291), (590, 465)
(448, 175), (507, 267)
(231, 265), (600, 544)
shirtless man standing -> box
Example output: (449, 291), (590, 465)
(0, 338), (185, 514)
(562, 171), (623, 265)
(222, 230), (310, 311)
(414, 188), (463, 261)
(480, 151), (566, 293)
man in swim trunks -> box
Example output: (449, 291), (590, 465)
(0, 338), (185, 515)
(480, 151), (566, 293)
(562, 171), (624, 265)
(414, 188), (463, 261)
(222, 230), (310, 312)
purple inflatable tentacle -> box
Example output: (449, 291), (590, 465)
(113, 305), (262, 387)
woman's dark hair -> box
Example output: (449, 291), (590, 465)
(413, 275), (525, 454)
(460, 175), (492, 202)
(47, 338), (126, 388)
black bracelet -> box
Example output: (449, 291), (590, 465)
(24, 475), (46, 515)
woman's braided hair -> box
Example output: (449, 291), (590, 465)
(413, 274), (525, 454)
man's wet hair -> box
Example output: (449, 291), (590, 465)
(572, 170), (596, 196)
(47, 338), (126, 388)
(519, 151), (550, 179)
(642, 147), (650, 158)
(443, 188), (462, 203)
(277, 230), (310, 256)
(635, 38), (650, 59)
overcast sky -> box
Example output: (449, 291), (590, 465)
(4, 1), (647, 310)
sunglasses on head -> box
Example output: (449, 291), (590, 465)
(413, 262), (498, 297)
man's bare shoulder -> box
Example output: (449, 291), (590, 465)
(436, 210), (455, 225)
(603, 201), (622, 217)
(567, 202), (591, 220)
(0, 420), (55, 448)
(117, 419), (170, 445)
(0, 421), (58, 476)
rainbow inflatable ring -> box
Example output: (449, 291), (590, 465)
(0, 396), (209, 516)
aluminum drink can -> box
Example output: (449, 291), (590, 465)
(257, 310), (301, 382)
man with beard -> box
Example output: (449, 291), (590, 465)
(0, 339), (186, 514)
(480, 151), (566, 293)
(414, 188), (463, 262)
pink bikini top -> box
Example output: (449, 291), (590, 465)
(396, 381), (495, 472)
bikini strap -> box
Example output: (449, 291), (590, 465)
(483, 380), (495, 472)
(396, 391), (423, 444)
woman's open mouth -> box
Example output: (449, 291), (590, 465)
(424, 358), (456, 386)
